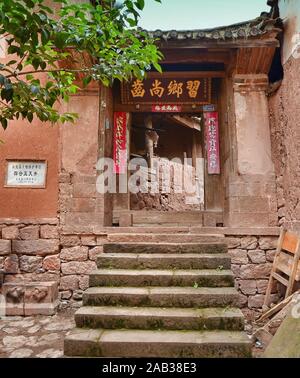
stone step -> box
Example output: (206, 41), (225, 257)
(64, 328), (252, 358)
(97, 253), (231, 270)
(107, 234), (225, 244)
(83, 287), (239, 308)
(89, 269), (234, 288)
(75, 306), (245, 331)
(103, 243), (228, 254)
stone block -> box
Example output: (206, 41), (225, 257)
(2, 281), (58, 316)
(71, 198), (96, 213)
(228, 212), (270, 227)
(60, 290), (72, 300)
(2, 226), (19, 240)
(226, 237), (241, 249)
(73, 290), (83, 300)
(61, 235), (80, 247)
(239, 280), (257, 295)
(228, 249), (248, 264)
(119, 213), (133, 227)
(96, 235), (107, 245)
(61, 261), (96, 275)
(0, 240), (11, 255)
(256, 280), (269, 294)
(240, 263), (272, 279)
(231, 264), (241, 277)
(266, 250), (276, 262)
(259, 237), (278, 250)
(12, 239), (59, 256)
(43, 255), (60, 271)
(248, 250), (266, 264)
(40, 225), (59, 239)
(248, 294), (265, 309)
(1, 284), (24, 316)
(0, 256), (4, 269)
(238, 197), (270, 213)
(60, 246), (88, 262)
(60, 275), (79, 290)
(81, 236), (96, 246)
(89, 246), (103, 261)
(4, 255), (19, 274)
(64, 213), (104, 228)
(73, 183), (96, 198)
(238, 293), (248, 307)
(203, 213), (218, 227)
(19, 256), (43, 273)
(72, 174), (97, 184)
(19, 226), (39, 240)
(240, 237), (258, 250)
(79, 275), (89, 290)
(24, 282), (59, 315)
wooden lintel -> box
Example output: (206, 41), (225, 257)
(146, 71), (225, 79)
(114, 104), (208, 113)
(161, 49), (231, 64)
(159, 38), (280, 50)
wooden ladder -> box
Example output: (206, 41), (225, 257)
(263, 229), (300, 311)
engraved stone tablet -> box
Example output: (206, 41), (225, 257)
(6, 161), (47, 188)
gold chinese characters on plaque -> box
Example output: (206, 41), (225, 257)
(121, 77), (211, 105)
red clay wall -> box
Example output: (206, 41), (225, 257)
(269, 56), (300, 231)
(0, 120), (59, 218)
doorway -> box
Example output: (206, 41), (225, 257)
(129, 112), (205, 213)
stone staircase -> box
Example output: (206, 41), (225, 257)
(64, 239), (252, 358)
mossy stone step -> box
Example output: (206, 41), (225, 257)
(89, 269), (234, 288)
(103, 243), (228, 255)
(97, 253), (231, 270)
(83, 286), (239, 308)
(64, 328), (252, 358)
(75, 306), (245, 331)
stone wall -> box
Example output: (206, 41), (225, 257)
(0, 222), (281, 318)
(0, 219), (60, 284)
(58, 232), (104, 307)
(130, 159), (204, 212)
(269, 56), (300, 231)
(226, 234), (279, 320)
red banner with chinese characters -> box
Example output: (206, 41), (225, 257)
(113, 112), (127, 174)
(204, 112), (220, 175)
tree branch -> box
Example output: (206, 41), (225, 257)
(4, 68), (91, 79)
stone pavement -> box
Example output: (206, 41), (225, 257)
(0, 309), (262, 358)
(0, 310), (75, 358)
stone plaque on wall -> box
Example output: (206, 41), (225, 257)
(5, 160), (47, 188)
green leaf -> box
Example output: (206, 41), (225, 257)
(1, 87), (13, 102)
(153, 62), (162, 73)
(1, 118), (8, 130)
(135, 0), (145, 11)
(27, 112), (33, 122)
(41, 29), (50, 45)
(82, 75), (92, 87)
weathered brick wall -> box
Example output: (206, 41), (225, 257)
(1, 222), (280, 318)
(58, 233), (106, 307)
(0, 220), (60, 285)
(269, 56), (300, 231)
(226, 235), (278, 320)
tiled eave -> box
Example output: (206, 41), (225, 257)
(144, 16), (282, 45)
